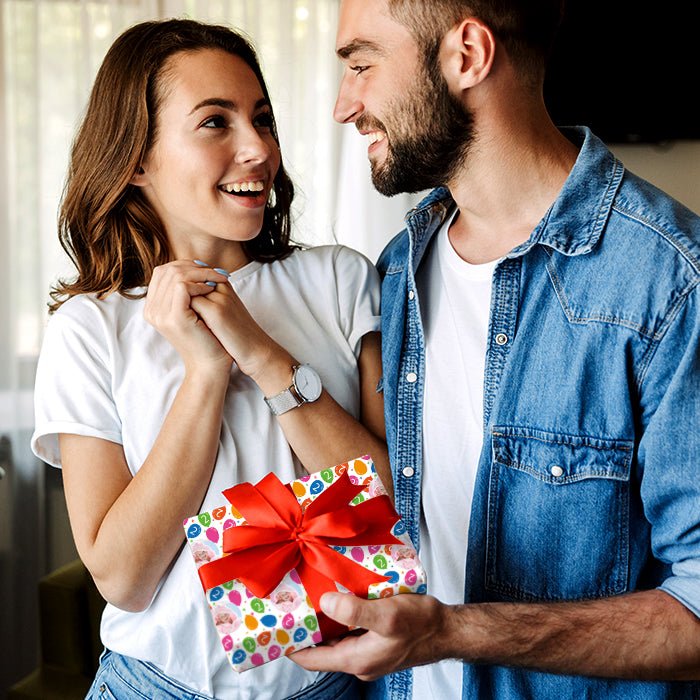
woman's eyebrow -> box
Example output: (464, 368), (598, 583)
(188, 97), (269, 115)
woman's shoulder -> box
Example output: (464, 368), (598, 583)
(275, 246), (380, 315)
(282, 244), (377, 277)
(41, 290), (149, 373)
(48, 290), (146, 338)
(53, 289), (145, 317)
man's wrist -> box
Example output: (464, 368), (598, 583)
(436, 602), (470, 662)
(433, 602), (493, 666)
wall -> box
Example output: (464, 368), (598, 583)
(610, 141), (700, 216)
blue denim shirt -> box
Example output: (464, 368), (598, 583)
(371, 128), (700, 699)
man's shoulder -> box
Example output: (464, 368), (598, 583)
(549, 173), (700, 342)
(612, 170), (700, 277)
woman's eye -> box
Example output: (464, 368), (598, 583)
(254, 112), (274, 130)
(201, 115), (227, 129)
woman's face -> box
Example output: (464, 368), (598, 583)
(136, 48), (281, 266)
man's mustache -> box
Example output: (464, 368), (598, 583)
(356, 115), (388, 135)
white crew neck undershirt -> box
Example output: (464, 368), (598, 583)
(412, 211), (497, 699)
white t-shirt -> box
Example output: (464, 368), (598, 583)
(31, 245), (380, 700)
(413, 215), (496, 699)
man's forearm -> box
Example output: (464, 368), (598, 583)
(445, 589), (700, 680)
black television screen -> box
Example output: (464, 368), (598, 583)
(543, 1), (700, 144)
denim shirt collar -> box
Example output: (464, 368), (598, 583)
(404, 126), (625, 266)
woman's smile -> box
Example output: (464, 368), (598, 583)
(218, 177), (268, 208)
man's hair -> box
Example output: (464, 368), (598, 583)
(51, 19), (295, 312)
(387, 0), (565, 87)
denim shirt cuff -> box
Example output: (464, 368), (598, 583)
(658, 572), (700, 619)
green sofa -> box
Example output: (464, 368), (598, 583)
(8, 559), (105, 699)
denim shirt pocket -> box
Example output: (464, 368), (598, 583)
(485, 427), (633, 602)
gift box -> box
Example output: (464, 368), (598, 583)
(183, 455), (427, 672)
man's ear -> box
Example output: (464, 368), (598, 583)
(130, 165), (148, 187)
(440, 17), (496, 92)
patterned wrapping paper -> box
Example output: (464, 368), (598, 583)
(183, 456), (427, 672)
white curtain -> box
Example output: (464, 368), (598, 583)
(335, 127), (425, 263)
(0, 0), (419, 689)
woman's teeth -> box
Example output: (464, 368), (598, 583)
(220, 181), (265, 194)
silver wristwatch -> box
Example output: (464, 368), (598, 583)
(264, 364), (322, 416)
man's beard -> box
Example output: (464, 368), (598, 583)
(364, 55), (474, 196)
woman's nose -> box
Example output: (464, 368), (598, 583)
(234, 125), (274, 164)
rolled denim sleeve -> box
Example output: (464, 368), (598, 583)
(638, 282), (700, 616)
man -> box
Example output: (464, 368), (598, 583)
(294, 0), (700, 698)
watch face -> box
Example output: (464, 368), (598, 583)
(294, 365), (322, 402)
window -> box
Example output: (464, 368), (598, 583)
(1, 0), (341, 365)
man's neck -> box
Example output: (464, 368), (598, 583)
(446, 121), (579, 265)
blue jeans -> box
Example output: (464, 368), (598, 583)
(87, 649), (360, 700)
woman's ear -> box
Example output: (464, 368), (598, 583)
(440, 17), (496, 93)
(130, 165), (148, 187)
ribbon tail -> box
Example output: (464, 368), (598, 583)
(294, 558), (351, 642)
(296, 552), (384, 643)
(295, 558), (339, 612)
(297, 543), (388, 609)
(198, 553), (240, 592)
(315, 612), (350, 643)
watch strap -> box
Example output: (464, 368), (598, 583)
(264, 384), (303, 416)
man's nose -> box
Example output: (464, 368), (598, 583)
(333, 73), (363, 124)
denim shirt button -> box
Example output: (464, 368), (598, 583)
(408, 290), (415, 300)
(402, 466), (415, 478)
(406, 372), (418, 383)
(495, 333), (509, 346)
(550, 465), (564, 477)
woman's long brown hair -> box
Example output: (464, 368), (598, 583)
(50, 19), (295, 313)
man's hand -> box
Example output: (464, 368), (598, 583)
(292, 591), (451, 681)
(294, 589), (700, 682)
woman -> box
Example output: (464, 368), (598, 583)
(31, 18), (390, 700)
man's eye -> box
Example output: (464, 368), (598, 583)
(351, 65), (369, 75)
(201, 115), (227, 129)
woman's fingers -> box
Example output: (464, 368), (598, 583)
(157, 260), (229, 287)
(143, 260), (234, 369)
(146, 261), (229, 314)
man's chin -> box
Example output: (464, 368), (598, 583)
(371, 170), (429, 197)
(370, 164), (404, 198)
(371, 179), (398, 197)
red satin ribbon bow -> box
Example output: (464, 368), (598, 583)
(198, 470), (402, 639)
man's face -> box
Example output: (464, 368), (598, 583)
(335, 0), (474, 196)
